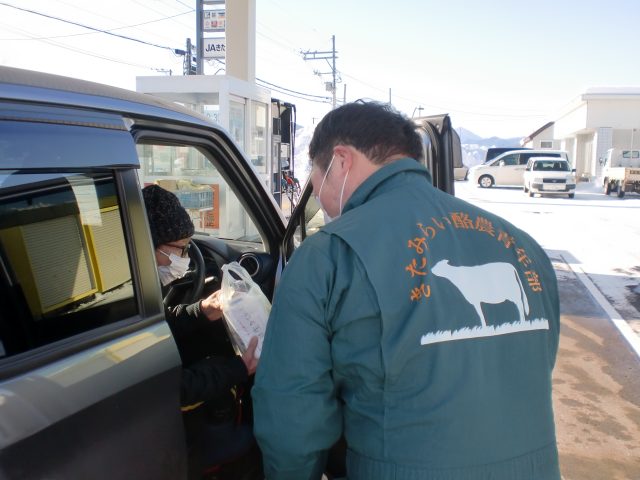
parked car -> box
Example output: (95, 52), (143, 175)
(468, 149), (569, 188)
(523, 157), (576, 198)
(454, 165), (469, 181)
(0, 66), (458, 479)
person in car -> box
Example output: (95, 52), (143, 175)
(252, 102), (561, 480)
(142, 184), (259, 476)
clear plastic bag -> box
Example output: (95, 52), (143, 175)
(219, 262), (271, 358)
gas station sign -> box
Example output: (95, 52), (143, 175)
(203, 37), (226, 59)
(203, 10), (225, 32)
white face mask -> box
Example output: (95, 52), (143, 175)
(317, 154), (350, 223)
(157, 251), (191, 286)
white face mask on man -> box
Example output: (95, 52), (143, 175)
(316, 154), (350, 223)
(157, 250), (191, 286)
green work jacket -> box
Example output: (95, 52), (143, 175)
(253, 158), (561, 480)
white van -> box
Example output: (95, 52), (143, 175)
(469, 149), (569, 188)
(523, 157), (576, 198)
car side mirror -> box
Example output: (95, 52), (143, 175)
(572, 168), (576, 173)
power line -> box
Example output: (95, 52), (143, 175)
(0, 2), (178, 51)
(256, 78), (331, 101)
(175, 0), (194, 9)
(131, 0), (194, 30)
(0, 1), (328, 103)
(1, 21), (169, 71)
(0, 10), (193, 41)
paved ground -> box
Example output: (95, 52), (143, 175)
(455, 181), (640, 479)
(551, 253), (640, 479)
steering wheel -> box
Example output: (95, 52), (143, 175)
(162, 240), (206, 308)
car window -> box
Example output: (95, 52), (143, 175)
(532, 160), (570, 171)
(292, 190), (323, 247)
(497, 154), (518, 166)
(0, 172), (137, 357)
(137, 143), (263, 246)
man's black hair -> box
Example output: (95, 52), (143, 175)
(308, 101), (423, 171)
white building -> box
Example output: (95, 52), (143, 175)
(522, 87), (640, 181)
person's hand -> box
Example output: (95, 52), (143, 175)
(199, 290), (223, 321)
(241, 336), (259, 376)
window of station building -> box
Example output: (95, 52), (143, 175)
(229, 100), (245, 151)
(250, 101), (268, 175)
(203, 104), (220, 124)
(540, 141), (553, 149)
(0, 172), (137, 358)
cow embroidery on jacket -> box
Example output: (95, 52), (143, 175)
(421, 259), (549, 346)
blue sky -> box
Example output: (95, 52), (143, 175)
(1, 0), (639, 138)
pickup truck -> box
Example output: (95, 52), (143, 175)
(0, 66), (458, 479)
(601, 148), (640, 198)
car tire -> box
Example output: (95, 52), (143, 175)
(523, 184), (529, 193)
(568, 193), (575, 199)
(528, 190), (534, 197)
(604, 181), (611, 195)
(479, 175), (494, 188)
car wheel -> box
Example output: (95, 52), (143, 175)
(528, 190), (534, 197)
(604, 181), (611, 195)
(479, 175), (494, 188)
(523, 184), (529, 193)
(568, 193), (575, 199)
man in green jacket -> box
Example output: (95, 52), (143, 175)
(252, 101), (561, 480)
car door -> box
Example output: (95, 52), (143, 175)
(494, 153), (521, 185)
(0, 108), (186, 478)
(414, 114), (458, 195)
(513, 153), (530, 184)
(523, 159), (535, 189)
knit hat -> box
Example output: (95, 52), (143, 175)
(142, 185), (195, 247)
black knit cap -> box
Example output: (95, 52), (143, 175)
(142, 185), (195, 247)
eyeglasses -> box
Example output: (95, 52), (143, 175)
(161, 242), (191, 258)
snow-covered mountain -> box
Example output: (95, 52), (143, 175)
(457, 127), (524, 167)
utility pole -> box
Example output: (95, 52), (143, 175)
(196, 0), (204, 74)
(183, 38), (197, 75)
(302, 35), (338, 108)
